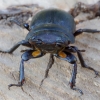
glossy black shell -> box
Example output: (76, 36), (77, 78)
(26, 9), (76, 43)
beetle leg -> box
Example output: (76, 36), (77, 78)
(70, 63), (83, 95)
(40, 54), (54, 87)
(76, 49), (99, 77)
(66, 46), (99, 77)
(8, 59), (25, 89)
(8, 50), (32, 89)
(0, 40), (31, 54)
(74, 29), (100, 37)
(8, 50), (45, 89)
(54, 52), (83, 95)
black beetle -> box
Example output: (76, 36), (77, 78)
(0, 9), (100, 94)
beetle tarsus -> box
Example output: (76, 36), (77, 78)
(74, 29), (100, 37)
(69, 81), (83, 95)
(8, 81), (24, 90)
(77, 51), (100, 77)
(94, 71), (100, 78)
(72, 87), (83, 95)
(0, 50), (12, 53)
(83, 65), (100, 77)
(40, 78), (45, 88)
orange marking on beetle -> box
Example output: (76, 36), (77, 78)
(58, 51), (67, 58)
(32, 50), (41, 57)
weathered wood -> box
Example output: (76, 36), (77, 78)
(0, 2), (100, 100)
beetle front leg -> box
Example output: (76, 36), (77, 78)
(8, 59), (25, 89)
(74, 29), (100, 37)
(55, 52), (83, 95)
(0, 40), (31, 54)
(8, 50), (45, 89)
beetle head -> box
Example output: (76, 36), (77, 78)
(29, 31), (70, 53)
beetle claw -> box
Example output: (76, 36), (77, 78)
(39, 78), (45, 88)
(8, 80), (25, 90)
(94, 71), (100, 78)
(71, 86), (83, 95)
(68, 81), (83, 95)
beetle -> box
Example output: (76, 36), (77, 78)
(0, 9), (100, 94)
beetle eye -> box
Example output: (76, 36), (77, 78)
(56, 43), (62, 48)
(56, 44), (62, 48)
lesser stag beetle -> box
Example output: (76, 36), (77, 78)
(0, 9), (100, 95)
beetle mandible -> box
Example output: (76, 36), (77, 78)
(0, 9), (100, 94)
